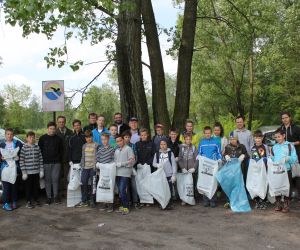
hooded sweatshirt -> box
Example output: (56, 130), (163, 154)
(271, 141), (298, 171)
(152, 148), (177, 177)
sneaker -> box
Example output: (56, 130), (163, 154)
(210, 202), (217, 208)
(99, 204), (108, 211)
(11, 202), (17, 210)
(282, 200), (290, 213)
(54, 198), (61, 205)
(203, 201), (210, 207)
(122, 208), (130, 215)
(26, 202), (34, 209)
(35, 200), (42, 207)
(116, 206), (124, 213)
(45, 198), (52, 206)
(255, 201), (261, 209)
(260, 202), (267, 210)
(2, 203), (12, 211)
(106, 204), (114, 213)
(274, 201), (282, 212)
(224, 202), (230, 209)
(181, 202), (186, 206)
(89, 201), (96, 208)
(133, 203), (141, 209)
(75, 201), (88, 208)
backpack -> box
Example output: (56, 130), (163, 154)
(156, 150), (172, 166)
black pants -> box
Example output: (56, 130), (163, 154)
(25, 174), (40, 202)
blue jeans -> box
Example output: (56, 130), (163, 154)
(81, 168), (95, 203)
(117, 176), (130, 208)
(2, 181), (18, 204)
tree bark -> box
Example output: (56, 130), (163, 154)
(141, 0), (171, 131)
(172, 0), (198, 131)
(248, 53), (254, 130)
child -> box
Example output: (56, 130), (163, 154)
(213, 122), (228, 154)
(114, 135), (135, 215)
(152, 124), (168, 151)
(250, 130), (269, 210)
(19, 131), (44, 209)
(96, 133), (115, 212)
(271, 129), (297, 213)
(75, 130), (99, 208)
(109, 124), (118, 149)
(198, 126), (222, 208)
(167, 128), (181, 161)
(178, 133), (198, 205)
(0, 128), (23, 211)
(152, 138), (177, 209)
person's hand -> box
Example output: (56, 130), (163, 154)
(13, 156), (19, 161)
(182, 168), (188, 174)
(22, 173), (28, 181)
(116, 162), (122, 168)
(128, 157), (135, 164)
(171, 175), (176, 183)
(188, 168), (195, 174)
(96, 162), (101, 169)
(39, 171), (44, 179)
(285, 156), (290, 163)
(69, 161), (74, 166)
(225, 155), (231, 162)
(238, 154), (245, 162)
(175, 157), (179, 162)
(132, 168), (137, 176)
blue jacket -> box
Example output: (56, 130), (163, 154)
(0, 139), (23, 175)
(271, 141), (298, 171)
(92, 128), (110, 147)
(198, 138), (222, 160)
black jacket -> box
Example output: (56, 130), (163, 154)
(168, 137), (181, 158)
(56, 127), (73, 163)
(83, 123), (97, 132)
(38, 134), (64, 164)
(135, 140), (156, 166)
(68, 131), (86, 163)
(280, 123), (300, 157)
(118, 123), (130, 135)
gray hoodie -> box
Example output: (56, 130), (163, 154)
(152, 148), (177, 177)
(114, 144), (135, 177)
(178, 144), (198, 171)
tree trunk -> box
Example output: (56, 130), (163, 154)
(248, 53), (254, 130)
(172, 0), (198, 131)
(141, 0), (171, 131)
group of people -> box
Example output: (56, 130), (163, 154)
(0, 111), (299, 215)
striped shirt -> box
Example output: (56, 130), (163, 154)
(96, 145), (115, 164)
(80, 142), (99, 169)
(19, 143), (43, 174)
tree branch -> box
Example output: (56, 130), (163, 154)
(84, 0), (116, 18)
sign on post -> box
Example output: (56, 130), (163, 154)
(42, 80), (65, 112)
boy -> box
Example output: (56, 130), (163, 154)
(0, 128), (23, 211)
(152, 124), (168, 151)
(250, 130), (269, 209)
(198, 126), (222, 207)
(96, 133), (115, 212)
(271, 129), (297, 213)
(38, 122), (64, 205)
(168, 128), (181, 161)
(92, 115), (110, 146)
(75, 130), (99, 208)
(109, 124), (118, 149)
(114, 135), (135, 215)
(20, 131), (44, 209)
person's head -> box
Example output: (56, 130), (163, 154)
(122, 130), (132, 144)
(114, 112), (123, 125)
(203, 126), (212, 139)
(274, 129), (285, 144)
(109, 124), (118, 137)
(184, 133), (192, 145)
(155, 124), (164, 136)
(5, 128), (14, 142)
(129, 117), (138, 131)
(280, 111), (292, 126)
(185, 119), (194, 133)
(101, 133), (110, 147)
(72, 119), (82, 133)
(47, 121), (57, 136)
(88, 113), (98, 125)
(229, 131), (238, 146)
(159, 138), (168, 151)
(116, 134), (125, 148)
(235, 115), (245, 130)
(97, 115), (105, 128)
(84, 129), (93, 143)
(253, 130), (264, 146)
(213, 122), (224, 137)
(169, 128), (178, 141)
(57, 116), (66, 129)
(26, 131), (36, 144)
(140, 128), (149, 142)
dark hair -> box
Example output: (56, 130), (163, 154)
(185, 119), (193, 126)
(47, 121), (57, 128)
(26, 131), (35, 137)
(57, 115), (66, 122)
(169, 128), (178, 134)
(214, 122), (224, 137)
(203, 126), (212, 132)
(88, 113), (98, 119)
(280, 111), (291, 118)
(274, 128), (285, 136)
(115, 134), (123, 140)
(140, 128), (149, 134)
(122, 130), (132, 137)
(101, 133), (110, 139)
(109, 124), (118, 128)
(253, 130), (263, 138)
(84, 129), (93, 138)
(235, 115), (245, 121)
(5, 128), (14, 134)
(72, 119), (81, 126)
(114, 112), (122, 117)
(184, 133), (192, 139)
(97, 114), (105, 119)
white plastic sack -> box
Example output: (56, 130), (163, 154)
(68, 164), (82, 191)
(67, 189), (82, 208)
(176, 173), (195, 205)
(246, 159), (268, 200)
(292, 162), (300, 178)
(267, 159), (289, 197)
(0, 148), (19, 184)
(142, 168), (171, 209)
(40, 178), (45, 189)
(96, 163), (116, 203)
(197, 156), (219, 199)
(135, 164), (153, 204)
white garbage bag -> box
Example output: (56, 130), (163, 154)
(142, 168), (171, 209)
(267, 159), (289, 197)
(135, 164), (153, 204)
(68, 164), (81, 191)
(246, 159), (268, 200)
(0, 148), (19, 184)
(197, 156), (219, 199)
(67, 188), (82, 208)
(292, 162), (300, 178)
(96, 163), (116, 203)
(176, 172), (195, 205)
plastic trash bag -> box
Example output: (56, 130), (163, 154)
(67, 188), (82, 208)
(216, 158), (251, 212)
(68, 164), (81, 191)
(0, 147), (19, 184)
(135, 164), (153, 204)
(197, 156), (219, 199)
(292, 162), (300, 178)
(142, 168), (171, 209)
(96, 163), (116, 203)
(246, 159), (268, 200)
(267, 159), (289, 197)
(176, 172), (195, 205)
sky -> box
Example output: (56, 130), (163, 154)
(0, 0), (182, 107)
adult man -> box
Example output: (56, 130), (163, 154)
(129, 117), (140, 144)
(83, 113), (98, 132)
(114, 112), (130, 135)
(92, 115), (110, 146)
(179, 119), (201, 148)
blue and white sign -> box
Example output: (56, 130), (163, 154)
(42, 80), (65, 112)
